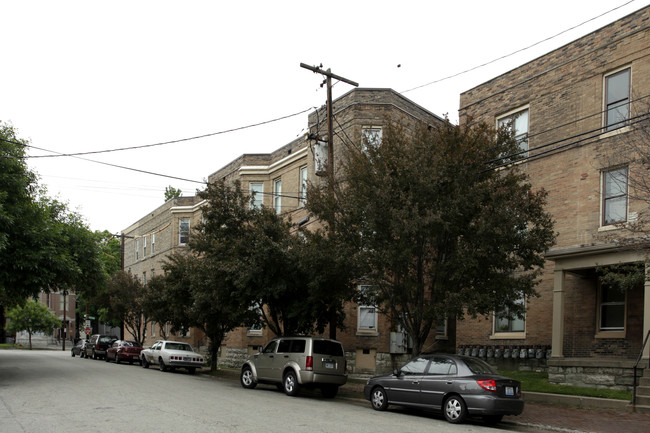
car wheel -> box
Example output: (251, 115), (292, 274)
(104, 354), (110, 362)
(80, 351), (85, 358)
(159, 358), (167, 372)
(92, 350), (97, 360)
(115, 355), (120, 364)
(483, 415), (503, 425)
(370, 386), (388, 411)
(283, 371), (300, 396)
(444, 395), (468, 424)
(141, 357), (149, 369)
(187, 367), (195, 375)
(240, 366), (257, 389)
(321, 385), (339, 398)
(71, 350), (75, 357)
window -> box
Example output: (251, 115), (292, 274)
(605, 68), (630, 131)
(151, 268), (155, 278)
(357, 285), (377, 332)
(273, 178), (282, 213)
(602, 166), (628, 226)
(299, 166), (307, 207)
(151, 234), (155, 254)
(151, 322), (156, 337)
(497, 108), (529, 156)
(250, 182), (263, 209)
(59, 293), (66, 311)
(143, 236), (147, 257)
(135, 238), (140, 261)
(494, 296), (525, 334)
(362, 126), (382, 153)
(142, 271), (146, 285)
(400, 357), (429, 375)
(599, 283), (625, 332)
(179, 218), (190, 245)
(435, 319), (448, 338)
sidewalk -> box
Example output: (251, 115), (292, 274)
(337, 379), (650, 433)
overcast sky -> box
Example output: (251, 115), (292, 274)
(1, 0), (645, 234)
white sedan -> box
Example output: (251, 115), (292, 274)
(140, 340), (204, 374)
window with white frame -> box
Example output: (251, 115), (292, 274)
(604, 67), (630, 132)
(299, 166), (307, 207)
(59, 293), (66, 311)
(602, 166), (628, 226)
(435, 319), (448, 337)
(362, 126), (382, 153)
(273, 178), (282, 213)
(135, 238), (140, 261)
(357, 285), (377, 332)
(250, 182), (263, 209)
(598, 282), (625, 332)
(151, 234), (156, 254)
(179, 218), (190, 245)
(494, 296), (525, 334)
(497, 107), (529, 157)
(143, 236), (147, 257)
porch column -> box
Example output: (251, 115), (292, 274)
(551, 269), (565, 358)
(641, 261), (650, 365)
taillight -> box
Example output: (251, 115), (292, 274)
(306, 356), (313, 371)
(477, 379), (497, 392)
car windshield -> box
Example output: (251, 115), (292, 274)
(123, 341), (138, 347)
(464, 357), (498, 375)
(165, 343), (192, 351)
(99, 336), (115, 343)
(312, 340), (343, 357)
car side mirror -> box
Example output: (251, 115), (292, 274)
(393, 369), (401, 376)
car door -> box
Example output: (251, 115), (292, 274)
(386, 357), (430, 406)
(254, 340), (278, 380)
(146, 342), (161, 365)
(419, 356), (458, 410)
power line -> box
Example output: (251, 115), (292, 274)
(400, 0), (637, 94)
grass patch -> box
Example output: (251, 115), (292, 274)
(0, 343), (27, 349)
(500, 370), (632, 400)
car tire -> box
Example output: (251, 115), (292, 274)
(71, 351), (75, 357)
(115, 355), (120, 364)
(283, 371), (300, 396)
(159, 358), (167, 372)
(321, 385), (339, 398)
(92, 350), (97, 360)
(80, 351), (85, 359)
(141, 357), (149, 369)
(187, 367), (195, 375)
(104, 354), (110, 362)
(240, 366), (257, 389)
(370, 386), (388, 411)
(483, 415), (503, 425)
(444, 395), (468, 424)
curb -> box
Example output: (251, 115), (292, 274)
(522, 391), (632, 412)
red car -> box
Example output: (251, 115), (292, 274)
(105, 340), (143, 365)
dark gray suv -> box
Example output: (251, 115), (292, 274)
(240, 336), (347, 398)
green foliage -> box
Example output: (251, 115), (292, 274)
(164, 186), (182, 202)
(104, 271), (148, 345)
(5, 300), (62, 349)
(597, 263), (645, 293)
(308, 118), (556, 355)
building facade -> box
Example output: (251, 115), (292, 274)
(458, 6), (650, 391)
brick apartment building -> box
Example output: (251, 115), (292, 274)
(458, 5), (650, 391)
(123, 88), (449, 374)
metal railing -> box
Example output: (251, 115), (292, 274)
(633, 329), (650, 406)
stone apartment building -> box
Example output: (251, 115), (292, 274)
(458, 6), (650, 392)
(123, 88), (450, 374)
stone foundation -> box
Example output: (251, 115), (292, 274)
(548, 358), (640, 392)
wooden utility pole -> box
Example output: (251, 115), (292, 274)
(300, 63), (358, 178)
(300, 64), (358, 340)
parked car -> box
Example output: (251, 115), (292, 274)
(240, 336), (347, 398)
(84, 334), (118, 360)
(105, 340), (143, 364)
(363, 354), (524, 424)
(140, 340), (204, 374)
(70, 339), (87, 358)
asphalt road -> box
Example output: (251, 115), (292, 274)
(0, 350), (551, 433)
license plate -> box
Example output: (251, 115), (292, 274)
(325, 362), (334, 369)
(133, 354), (139, 358)
(183, 357), (191, 361)
(505, 386), (514, 396)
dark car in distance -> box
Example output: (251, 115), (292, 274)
(84, 334), (118, 360)
(71, 339), (87, 358)
(106, 340), (143, 364)
(363, 354), (523, 425)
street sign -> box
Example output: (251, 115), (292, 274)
(84, 327), (91, 335)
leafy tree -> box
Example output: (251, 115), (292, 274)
(5, 300), (62, 349)
(104, 271), (149, 345)
(164, 186), (182, 202)
(308, 118), (556, 355)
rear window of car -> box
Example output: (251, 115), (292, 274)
(312, 340), (343, 357)
(464, 357), (497, 375)
(99, 336), (115, 343)
(165, 343), (192, 351)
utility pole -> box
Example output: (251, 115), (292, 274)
(300, 63), (358, 179)
(300, 64), (358, 340)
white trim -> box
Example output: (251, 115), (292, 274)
(239, 147), (308, 176)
